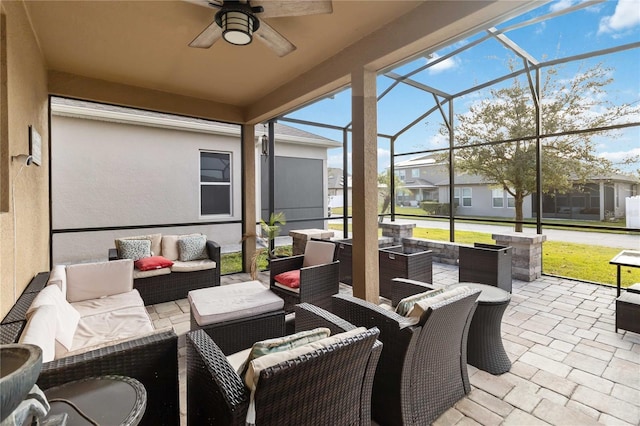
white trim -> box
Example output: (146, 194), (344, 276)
(51, 102), (341, 148)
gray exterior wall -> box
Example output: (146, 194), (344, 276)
(51, 114), (244, 264)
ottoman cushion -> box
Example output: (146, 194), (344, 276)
(189, 281), (284, 326)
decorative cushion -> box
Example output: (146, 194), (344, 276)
(134, 255), (174, 271)
(274, 270), (301, 288)
(116, 233), (162, 257)
(178, 235), (208, 261)
(302, 240), (336, 268)
(407, 286), (471, 318)
(26, 285), (80, 350)
(236, 327), (330, 376)
(395, 288), (445, 316)
(117, 239), (151, 261)
(161, 233), (202, 261)
(19, 305), (57, 362)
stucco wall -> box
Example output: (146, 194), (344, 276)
(51, 114), (244, 264)
(0, 0), (49, 318)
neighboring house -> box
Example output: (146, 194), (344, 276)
(393, 155), (638, 220)
(50, 98), (340, 264)
(327, 167), (352, 208)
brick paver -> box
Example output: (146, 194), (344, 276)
(154, 263), (640, 426)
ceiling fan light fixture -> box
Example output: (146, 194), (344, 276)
(216, 7), (258, 46)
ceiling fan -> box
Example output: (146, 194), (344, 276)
(186, 0), (333, 57)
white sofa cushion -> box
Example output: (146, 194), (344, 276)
(171, 259), (216, 273)
(189, 280), (284, 326)
(47, 265), (67, 297)
(19, 305), (57, 362)
(133, 267), (172, 279)
(55, 327), (171, 360)
(68, 305), (154, 354)
(26, 285), (80, 350)
(71, 289), (146, 317)
(66, 259), (133, 303)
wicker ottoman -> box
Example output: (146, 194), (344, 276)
(449, 282), (512, 375)
(188, 281), (285, 355)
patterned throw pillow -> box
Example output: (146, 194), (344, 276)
(177, 235), (208, 261)
(237, 327), (331, 376)
(395, 288), (445, 316)
(118, 239), (151, 261)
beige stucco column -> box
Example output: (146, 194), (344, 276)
(242, 124), (257, 273)
(350, 67), (379, 303)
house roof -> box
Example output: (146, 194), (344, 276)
(327, 167), (351, 189)
(51, 97), (341, 148)
(24, 1), (538, 124)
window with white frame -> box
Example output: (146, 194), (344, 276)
(454, 187), (472, 207)
(492, 189), (504, 207)
(398, 170), (406, 182)
(412, 168), (420, 178)
(507, 191), (515, 208)
(200, 151), (231, 216)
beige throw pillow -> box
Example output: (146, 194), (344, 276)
(395, 288), (445, 316)
(406, 286), (471, 318)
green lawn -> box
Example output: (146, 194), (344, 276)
(328, 224), (640, 289)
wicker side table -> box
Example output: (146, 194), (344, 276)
(449, 282), (512, 375)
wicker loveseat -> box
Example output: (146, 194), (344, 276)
(186, 303), (382, 425)
(109, 232), (221, 305)
(0, 261), (180, 426)
(332, 278), (480, 426)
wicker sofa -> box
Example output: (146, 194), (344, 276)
(332, 278), (480, 426)
(109, 232), (221, 305)
(186, 303), (382, 425)
(0, 261), (180, 426)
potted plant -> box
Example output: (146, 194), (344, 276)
(242, 212), (286, 279)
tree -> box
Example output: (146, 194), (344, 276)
(441, 61), (638, 232)
(378, 169), (404, 221)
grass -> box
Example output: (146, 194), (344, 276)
(331, 206), (633, 232)
(221, 246), (292, 275)
(329, 224), (640, 288)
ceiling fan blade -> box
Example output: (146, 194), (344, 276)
(189, 21), (223, 48)
(182, 0), (223, 8)
(253, 0), (332, 18)
(255, 20), (296, 57)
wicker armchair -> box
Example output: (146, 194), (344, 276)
(186, 304), (382, 426)
(269, 240), (339, 312)
(36, 329), (179, 426)
(332, 279), (480, 426)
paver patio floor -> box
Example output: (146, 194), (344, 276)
(147, 263), (640, 425)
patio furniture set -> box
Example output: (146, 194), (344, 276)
(1, 235), (519, 425)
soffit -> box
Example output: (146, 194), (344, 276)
(23, 1), (538, 123)
(24, 0), (421, 106)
